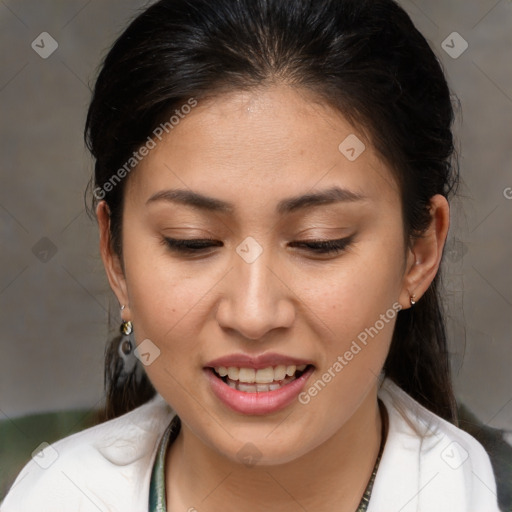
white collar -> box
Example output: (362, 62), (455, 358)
(370, 378), (500, 511)
(1, 378), (500, 511)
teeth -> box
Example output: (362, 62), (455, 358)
(238, 382), (255, 392)
(274, 365), (287, 381)
(227, 367), (239, 380)
(255, 367), (274, 383)
(217, 366), (228, 377)
(238, 368), (256, 383)
(222, 375), (296, 393)
(286, 365), (296, 377)
(215, 364), (309, 384)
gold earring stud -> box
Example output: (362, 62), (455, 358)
(121, 320), (133, 335)
(410, 294), (416, 306)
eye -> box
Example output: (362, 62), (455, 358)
(163, 237), (222, 253)
(163, 236), (354, 255)
(289, 236), (354, 255)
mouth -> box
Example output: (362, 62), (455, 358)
(209, 364), (312, 393)
(204, 360), (315, 415)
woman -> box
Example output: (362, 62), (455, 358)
(1, 0), (502, 510)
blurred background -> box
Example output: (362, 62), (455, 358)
(0, 0), (511, 505)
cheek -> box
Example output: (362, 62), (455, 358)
(292, 260), (402, 446)
(295, 234), (405, 387)
(302, 242), (404, 336)
(122, 240), (206, 351)
(122, 251), (212, 410)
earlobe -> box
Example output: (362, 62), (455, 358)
(400, 194), (450, 308)
(96, 201), (131, 316)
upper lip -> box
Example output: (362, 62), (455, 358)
(204, 352), (313, 370)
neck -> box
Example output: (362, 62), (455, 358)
(166, 385), (383, 512)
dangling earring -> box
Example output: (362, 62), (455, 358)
(118, 319), (139, 379)
(115, 305), (145, 385)
(410, 294), (417, 306)
(119, 304), (132, 355)
(120, 319), (133, 355)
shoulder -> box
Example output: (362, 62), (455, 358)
(1, 394), (176, 512)
(371, 378), (501, 512)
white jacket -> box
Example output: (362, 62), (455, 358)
(1, 378), (501, 511)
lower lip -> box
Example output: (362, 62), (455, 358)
(204, 366), (314, 415)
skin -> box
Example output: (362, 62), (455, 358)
(97, 85), (449, 511)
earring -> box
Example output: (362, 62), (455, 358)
(119, 304), (132, 355)
(120, 320), (133, 355)
(118, 317), (139, 380)
(117, 305), (142, 381)
(410, 294), (417, 306)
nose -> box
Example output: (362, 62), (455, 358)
(215, 242), (295, 340)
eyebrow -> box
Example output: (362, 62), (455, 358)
(145, 186), (365, 214)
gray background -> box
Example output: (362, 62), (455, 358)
(0, 0), (511, 436)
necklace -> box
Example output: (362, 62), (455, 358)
(355, 398), (388, 511)
(149, 399), (388, 512)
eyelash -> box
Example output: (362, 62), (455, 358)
(162, 236), (354, 255)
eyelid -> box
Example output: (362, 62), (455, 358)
(288, 236), (354, 254)
(163, 237), (222, 249)
(162, 235), (354, 256)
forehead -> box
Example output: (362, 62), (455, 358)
(127, 85), (400, 211)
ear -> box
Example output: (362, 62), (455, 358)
(96, 201), (131, 320)
(399, 194), (450, 309)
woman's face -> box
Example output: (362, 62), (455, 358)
(103, 85), (415, 464)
